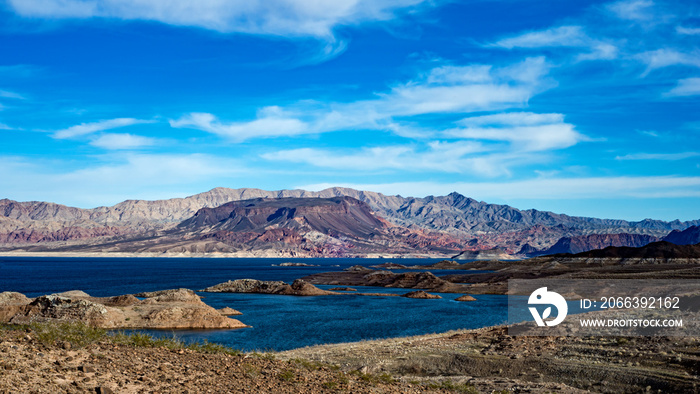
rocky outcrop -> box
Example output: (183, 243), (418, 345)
(402, 290), (441, 299)
(217, 307), (242, 316)
(0, 292), (32, 322)
(302, 271), (469, 293)
(664, 225), (700, 245)
(369, 262), (407, 269)
(134, 288), (202, 303)
(455, 295), (477, 302)
(431, 260), (460, 268)
(344, 265), (373, 272)
(271, 262), (319, 267)
(0, 291), (30, 305)
(201, 279), (337, 296)
(407, 260), (469, 270)
(329, 287), (357, 291)
(0, 289), (247, 329)
(9, 295), (116, 326)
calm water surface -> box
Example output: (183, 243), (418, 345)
(0, 257), (506, 351)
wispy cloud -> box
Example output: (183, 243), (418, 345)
(492, 26), (590, 48)
(0, 89), (25, 100)
(665, 77), (700, 97)
(677, 26), (700, 35)
(0, 154), (243, 207)
(637, 129), (659, 137)
(172, 57), (552, 141)
(637, 49), (700, 76)
(89, 133), (158, 150)
(490, 26), (618, 61)
(262, 141), (518, 176)
(615, 152), (700, 160)
(52, 118), (154, 139)
(444, 112), (584, 151)
(7, 0), (432, 39)
(170, 110), (309, 141)
(263, 111), (584, 176)
(606, 0), (655, 21)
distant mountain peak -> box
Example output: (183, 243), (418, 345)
(664, 225), (700, 245)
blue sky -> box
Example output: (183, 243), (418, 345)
(1, 0), (699, 221)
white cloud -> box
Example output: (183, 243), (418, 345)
(492, 26), (589, 49)
(298, 176), (700, 200)
(261, 111), (583, 175)
(7, 0), (431, 39)
(262, 141), (515, 176)
(89, 133), (158, 150)
(0, 154), (243, 208)
(172, 57), (552, 141)
(445, 112), (584, 151)
(491, 25), (618, 62)
(677, 26), (700, 35)
(381, 58), (548, 116)
(52, 118), (154, 139)
(0, 123), (12, 130)
(637, 49), (700, 76)
(457, 112), (564, 127)
(616, 152), (700, 160)
(0, 90), (25, 100)
(637, 129), (659, 137)
(607, 0), (655, 21)
(576, 42), (619, 61)
(170, 110), (309, 141)
(665, 77), (700, 97)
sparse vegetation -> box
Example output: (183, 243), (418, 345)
(278, 369), (296, 381)
(0, 321), (244, 355)
(250, 350), (277, 360)
(111, 331), (243, 355)
(27, 321), (107, 348)
(322, 381), (338, 389)
(426, 379), (478, 393)
(240, 362), (260, 378)
(350, 369), (396, 385)
(291, 357), (323, 371)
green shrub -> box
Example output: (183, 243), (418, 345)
(278, 369), (295, 382)
(30, 321), (106, 348)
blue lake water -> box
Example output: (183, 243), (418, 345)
(0, 257), (507, 351)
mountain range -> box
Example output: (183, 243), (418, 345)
(1, 187), (698, 257)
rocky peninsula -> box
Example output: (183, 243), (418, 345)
(301, 270), (469, 293)
(0, 288), (246, 329)
(201, 279), (338, 296)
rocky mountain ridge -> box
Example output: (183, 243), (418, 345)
(663, 225), (700, 245)
(2, 187), (699, 256)
(521, 233), (661, 256)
